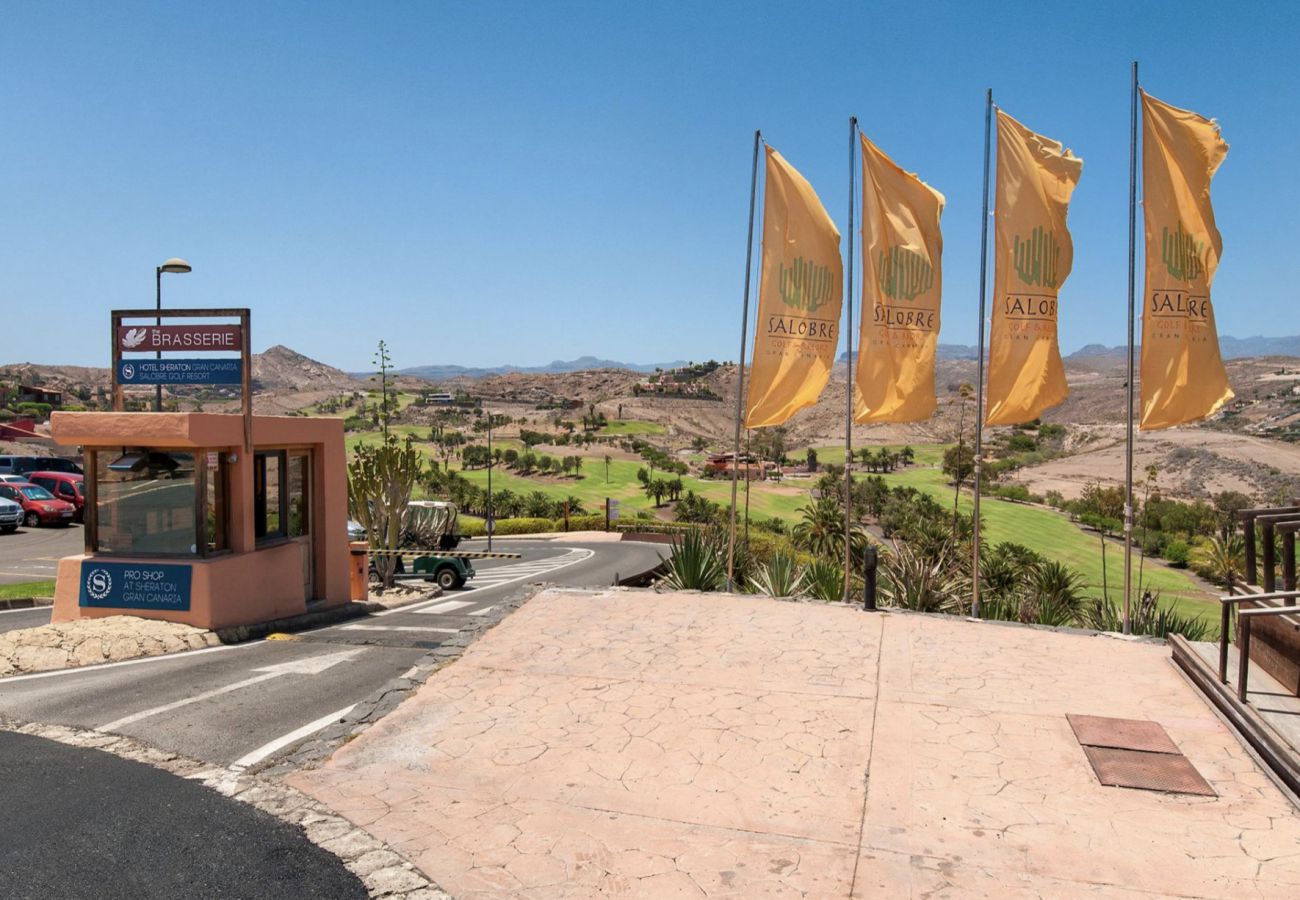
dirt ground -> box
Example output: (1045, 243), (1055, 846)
(1011, 425), (1300, 502)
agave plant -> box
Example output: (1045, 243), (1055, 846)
(803, 558), (846, 602)
(748, 551), (806, 598)
(1076, 590), (1213, 641)
(879, 540), (971, 613)
(659, 528), (726, 591)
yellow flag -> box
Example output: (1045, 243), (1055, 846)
(986, 110), (1082, 426)
(745, 145), (843, 428)
(855, 133), (945, 423)
(1140, 91), (1232, 429)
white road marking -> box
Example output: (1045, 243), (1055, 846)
(0, 640), (256, 684)
(0, 606), (50, 616)
(413, 599), (476, 615)
(96, 648), (364, 733)
(373, 547), (595, 616)
(468, 605), (496, 617)
(229, 704), (357, 771)
(339, 624), (459, 634)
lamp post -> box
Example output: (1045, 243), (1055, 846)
(486, 409), (494, 552)
(154, 258), (192, 411)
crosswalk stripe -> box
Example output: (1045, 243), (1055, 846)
(468, 605), (496, 617)
(340, 625), (459, 634)
(413, 599), (476, 615)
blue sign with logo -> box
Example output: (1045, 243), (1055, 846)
(117, 358), (243, 385)
(80, 562), (193, 611)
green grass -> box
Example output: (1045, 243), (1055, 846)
(862, 464), (1216, 627)
(457, 458), (811, 522)
(0, 580), (55, 600)
(807, 443), (947, 467)
(600, 420), (666, 436)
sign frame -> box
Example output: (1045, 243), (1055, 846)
(111, 307), (252, 452)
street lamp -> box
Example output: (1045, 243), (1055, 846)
(154, 258), (192, 411)
(486, 409), (494, 552)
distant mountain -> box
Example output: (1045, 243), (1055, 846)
(1066, 336), (1300, 361)
(840, 344), (980, 363)
(388, 356), (691, 381)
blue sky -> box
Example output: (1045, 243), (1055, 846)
(1, 2), (1296, 371)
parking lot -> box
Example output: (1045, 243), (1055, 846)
(0, 523), (81, 585)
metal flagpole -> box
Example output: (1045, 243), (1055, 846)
(972, 90), (993, 618)
(727, 129), (762, 591)
(843, 116), (858, 601)
(1123, 62), (1139, 634)
(744, 427), (752, 544)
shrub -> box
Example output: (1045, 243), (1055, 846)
(1006, 434), (1038, 453)
(16, 402), (52, 419)
(748, 552), (805, 598)
(1141, 531), (1169, 557)
(1076, 592), (1212, 641)
(660, 529), (726, 591)
(994, 484), (1031, 503)
(1044, 490), (1065, 509)
(803, 558), (846, 602)
(1162, 539), (1191, 568)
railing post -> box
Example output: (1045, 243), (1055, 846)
(1237, 615), (1252, 703)
(1262, 520), (1276, 593)
(1241, 512), (1257, 585)
(1283, 525), (1297, 592)
(1219, 602), (1231, 684)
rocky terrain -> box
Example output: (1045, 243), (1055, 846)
(9, 343), (1300, 503)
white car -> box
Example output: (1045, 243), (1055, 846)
(0, 474), (29, 484)
(0, 496), (21, 533)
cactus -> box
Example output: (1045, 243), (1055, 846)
(778, 257), (835, 314)
(876, 246), (934, 301)
(1012, 226), (1061, 289)
(1162, 223), (1205, 282)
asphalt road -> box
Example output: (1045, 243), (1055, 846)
(0, 539), (663, 769)
(0, 730), (367, 900)
(0, 521), (81, 584)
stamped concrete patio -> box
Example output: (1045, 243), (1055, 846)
(289, 589), (1300, 898)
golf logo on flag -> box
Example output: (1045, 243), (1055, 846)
(1012, 226), (1062, 289)
(876, 246), (935, 302)
(1160, 222), (1206, 282)
(778, 258), (836, 313)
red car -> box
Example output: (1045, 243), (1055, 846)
(26, 471), (85, 522)
(0, 481), (76, 528)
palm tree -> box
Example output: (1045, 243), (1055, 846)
(1203, 533), (1245, 590)
(793, 497), (844, 560)
(604, 454), (612, 483)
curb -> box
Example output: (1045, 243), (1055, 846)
(0, 597), (53, 610)
(0, 716), (450, 899)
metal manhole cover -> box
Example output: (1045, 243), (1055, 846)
(1083, 746), (1215, 796)
(1067, 714), (1180, 754)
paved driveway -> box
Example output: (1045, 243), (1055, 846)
(290, 589), (1300, 898)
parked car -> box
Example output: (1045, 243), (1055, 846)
(0, 482), (76, 527)
(25, 471), (85, 522)
(0, 496), (21, 533)
(0, 455), (83, 477)
(0, 474), (28, 484)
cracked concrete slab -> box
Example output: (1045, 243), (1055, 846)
(288, 589), (1300, 898)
